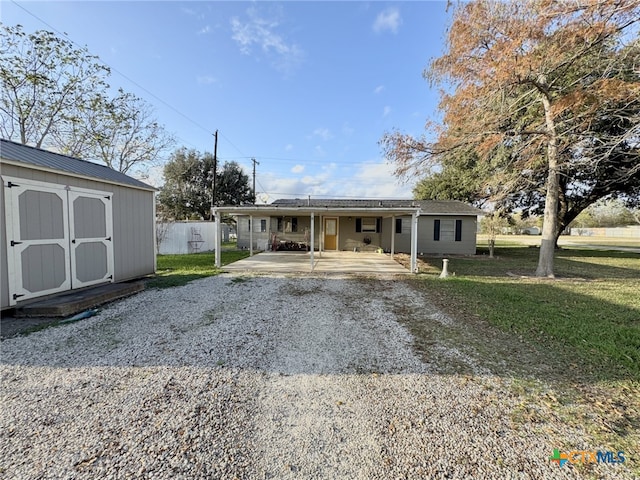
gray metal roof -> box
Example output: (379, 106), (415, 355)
(270, 198), (483, 215)
(0, 139), (155, 191)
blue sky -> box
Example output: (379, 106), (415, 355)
(4, 1), (452, 202)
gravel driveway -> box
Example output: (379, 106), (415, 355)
(0, 273), (631, 479)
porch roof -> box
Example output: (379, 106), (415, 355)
(213, 198), (482, 218)
(213, 204), (420, 217)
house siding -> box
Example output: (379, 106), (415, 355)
(338, 216), (383, 252)
(380, 215), (477, 255)
(1, 163), (155, 309)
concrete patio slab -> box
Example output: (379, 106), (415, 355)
(222, 251), (409, 275)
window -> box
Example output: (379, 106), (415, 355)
(455, 219), (462, 242)
(434, 219), (459, 241)
(395, 218), (410, 234)
(280, 217), (298, 233)
(356, 217), (381, 233)
(260, 219), (267, 233)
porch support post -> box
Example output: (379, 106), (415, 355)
(319, 214), (323, 257)
(215, 210), (222, 268)
(249, 214), (254, 257)
(410, 211), (418, 274)
(390, 214), (396, 259)
(310, 212), (315, 272)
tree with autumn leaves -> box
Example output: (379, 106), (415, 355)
(381, 0), (640, 277)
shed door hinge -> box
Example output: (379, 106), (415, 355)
(13, 293), (25, 300)
(10, 240), (23, 247)
(6, 181), (20, 188)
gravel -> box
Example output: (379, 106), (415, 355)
(0, 273), (632, 479)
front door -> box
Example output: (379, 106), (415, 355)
(324, 217), (338, 250)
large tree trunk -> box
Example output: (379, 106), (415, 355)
(536, 93), (559, 278)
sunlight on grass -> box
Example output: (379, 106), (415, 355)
(148, 251), (250, 289)
(415, 247), (640, 380)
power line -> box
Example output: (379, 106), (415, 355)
(9, 0), (251, 158)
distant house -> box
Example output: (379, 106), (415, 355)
(213, 199), (482, 273)
(1, 139), (156, 309)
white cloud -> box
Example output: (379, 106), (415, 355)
(197, 25), (212, 35)
(230, 7), (304, 74)
(284, 144), (294, 151)
(341, 162), (413, 198)
(291, 164), (304, 174)
(196, 75), (217, 85)
(255, 161), (412, 201)
(383, 105), (391, 117)
(312, 127), (332, 141)
(374, 85), (384, 94)
(373, 8), (402, 34)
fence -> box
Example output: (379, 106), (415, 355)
(157, 221), (230, 254)
(570, 225), (640, 238)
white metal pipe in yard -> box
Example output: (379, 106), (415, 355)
(440, 259), (450, 278)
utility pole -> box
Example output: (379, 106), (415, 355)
(251, 157), (259, 204)
(211, 130), (218, 219)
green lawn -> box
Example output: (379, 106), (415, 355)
(414, 246), (640, 380)
(148, 250), (250, 289)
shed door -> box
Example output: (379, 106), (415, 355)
(69, 189), (114, 288)
(4, 177), (114, 306)
(4, 180), (71, 304)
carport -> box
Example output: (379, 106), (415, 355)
(212, 203), (421, 274)
(222, 251), (409, 275)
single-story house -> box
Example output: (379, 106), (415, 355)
(1, 139), (156, 309)
(212, 198), (482, 273)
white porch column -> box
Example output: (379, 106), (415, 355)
(215, 210), (222, 268)
(310, 212), (315, 272)
(249, 215), (254, 257)
(391, 214), (396, 259)
(410, 212), (418, 274)
(319, 214), (323, 257)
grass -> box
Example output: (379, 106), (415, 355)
(409, 245), (639, 473)
(414, 246), (640, 380)
(148, 250), (250, 289)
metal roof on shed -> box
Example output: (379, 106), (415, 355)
(0, 139), (155, 191)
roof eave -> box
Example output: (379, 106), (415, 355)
(0, 158), (157, 192)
